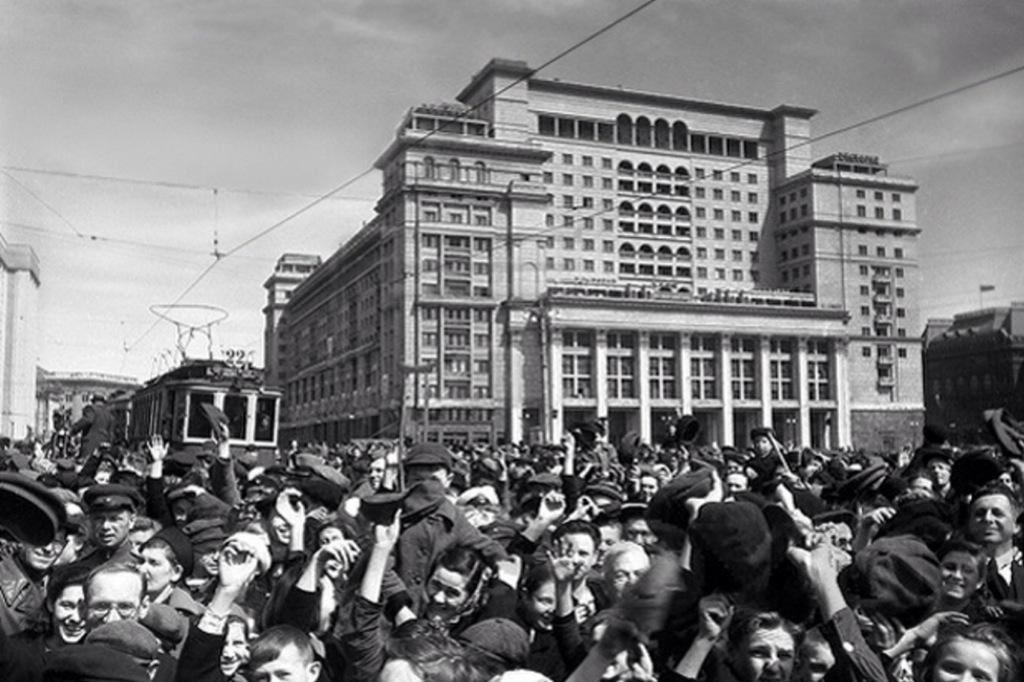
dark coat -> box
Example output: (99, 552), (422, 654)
(70, 403), (114, 459)
(0, 554), (46, 637)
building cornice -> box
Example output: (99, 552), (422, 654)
(374, 130), (551, 170)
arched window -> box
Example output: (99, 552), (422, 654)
(672, 122), (689, 151)
(618, 201), (635, 215)
(473, 161), (488, 184)
(637, 203), (653, 216)
(617, 160), (634, 174)
(423, 157), (436, 179)
(656, 164), (672, 177)
(617, 114), (633, 145)
(638, 244), (654, 257)
(654, 119), (671, 149)
(449, 158), (461, 182)
(676, 247), (691, 258)
(656, 204), (672, 216)
(619, 242), (636, 255)
(673, 166), (689, 179)
(637, 162), (653, 175)
(675, 206), (691, 220)
(676, 285), (691, 294)
(636, 117), (652, 147)
(657, 246), (673, 259)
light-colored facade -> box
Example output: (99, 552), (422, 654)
(35, 369), (140, 437)
(263, 254), (321, 389)
(275, 59), (923, 450)
(0, 233), (40, 439)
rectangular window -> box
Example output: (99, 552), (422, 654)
(690, 335), (718, 400)
(648, 356), (676, 400)
(807, 339), (831, 400)
(769, 338), (794, 400)
(606, 355), (635, 399)
(730, 337), (757, 400)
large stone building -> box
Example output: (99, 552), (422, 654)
(35, 369), (140, 438)
(273, 59), (924, 450)
(263, 254), (321, 389)
(924, 302), (1024, 444)
(0, 233), (40, 439)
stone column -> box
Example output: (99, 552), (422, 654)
(720, 334), (733, 446)
(549, 329), (564, 440)
(638, 332), (652, 443)
(834, 338), (851, 448)
(595, 331), (609, 420)
(759, 336), (772, 428)
(797, 337), (812, 446)
(679, 332), (693, 415)
(506, 328), (525, 444)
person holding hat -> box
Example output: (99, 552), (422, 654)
(0, 521), (73, 636)
(71, 483), (144, 571)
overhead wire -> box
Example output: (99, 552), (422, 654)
(121, 0), (662, 352)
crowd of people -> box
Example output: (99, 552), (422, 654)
(0, 404), (1023, 682)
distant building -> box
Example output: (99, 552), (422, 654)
(924, 302), (1024, 444)
(0, 233), (40, 439)
(263, 254), (321, 389)
(35, 369), (140, 437)
(273, 58), (924, 450)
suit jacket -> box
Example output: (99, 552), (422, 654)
(70, 403), (113, 459)
(987, 554), (1024, 604)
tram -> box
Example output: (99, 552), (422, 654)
(129, 359), (280, 452)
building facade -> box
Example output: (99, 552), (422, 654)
(0, 233), (40, 439)
(924, 302), (1024, 444)
(263, 254), (321, 389)
(275, 59), (924, 450)
(35, 369), (140, 438)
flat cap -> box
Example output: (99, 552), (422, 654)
(44, 643), (149, 682)
(85, 620), (160, 661)
(404, 443), (453, 470)
(83, 484), (143, 513)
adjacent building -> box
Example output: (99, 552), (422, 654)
(35, 369), (140, 437)
(0, 233), (40, 439)
(924, 302), (1024, 444)
(263, 254), (321, 389)
(273, 58), (924, 450)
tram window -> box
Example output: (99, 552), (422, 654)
(224, 394), (249, 441)
(255, 398), (276, 442)
(186, 393), (215, 439)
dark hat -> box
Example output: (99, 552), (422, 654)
(813, 509), (857, 531)
(460, 618), (530, 669)
(404, 443), (453, 470)
(0, 472), (68, 546)
(916, 445), (953, 468)
(571, 421), (604, 449)
(199, 403), (230, 436)
(618, 431), (643, 463)
(164, 450), (197, 477)
(181, 516), (227, 553)
(875, 499), (953, 555)
(843, 535), (940, 620)
(139, 603), (189, 649)
(675, 414), (701, 445)
(619, 501), (648, 522)
(85, 620), (160, 661)
(690, 501), (772, 596)
(300, 477), (345, 510)
(584, 481), (625, 504)
(360, 490), (409, 525)
(835, 463), (888, 502)
(43, 644), (149, 682)
(646, 467), (716, 548)
(922, 423), (948, 446)
(303, 462), (350, 492)
(83, 484), (143, 514)
(984, 408), (1024, 458)
(750, 426), (775, 441)
(148, 526), (195, 576)
(951, 449), (1005, 497)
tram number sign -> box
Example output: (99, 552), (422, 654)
(222, 348), (255, 369)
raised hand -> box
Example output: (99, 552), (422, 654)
(275, 488), (306, 527)
(495, 555), (523, 589)
(218, 542), (259, 593)
(537, 491), (567, 525)
(373, 510), (401, 550)
(696, 593), (734, 641)
(547, 543), (577, 585)
(148, 434), (168, 463)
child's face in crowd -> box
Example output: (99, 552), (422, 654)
(733, 626), (797, 682)
(939, 551), (983, 602)
(931, 638), (1001, 682)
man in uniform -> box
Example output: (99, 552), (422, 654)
(73, 484), (144, 571)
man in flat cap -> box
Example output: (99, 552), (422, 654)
(72, 484), (143, 571)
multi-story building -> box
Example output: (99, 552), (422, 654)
(924, 302), (1024, 444)
(274, 58), (924, 450)
(263, 254), (321, 389)
(0, 233), (40, 439)
(35, 369), (140, 437)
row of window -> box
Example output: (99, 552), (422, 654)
(538, 114), (762, 160)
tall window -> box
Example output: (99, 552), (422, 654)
(562, 332), (593, 398)
(691, 335), (718, 400)
(807, 339), (831, 400)
(730, 337), (757, 400)
(606, 333), (635, 399)
(769, 339), (794, 400)
(649, 357), (676, 399)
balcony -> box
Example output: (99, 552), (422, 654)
(877, 374), (895, 387)
(876, 355), (894, 367)
(871, 272), (891, 284)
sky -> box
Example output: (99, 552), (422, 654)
(2, 0), (1023, 382)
